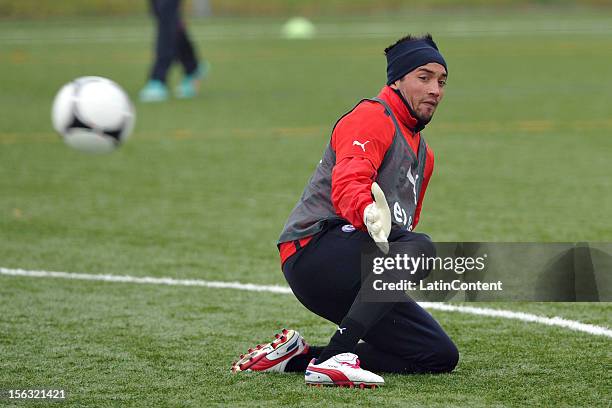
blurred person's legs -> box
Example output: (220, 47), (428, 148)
(141, 0), (207, 101)
(140, 0), (178, 102)
(149, 0), (180, 83)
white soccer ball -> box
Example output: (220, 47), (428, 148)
(52, 76), (135, 154)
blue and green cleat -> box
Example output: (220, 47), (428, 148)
(175, 61), (210, 99)
(138, 79), (169, 103)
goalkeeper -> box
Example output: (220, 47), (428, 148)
(232, 34), (458, 387)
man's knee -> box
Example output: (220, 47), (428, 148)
(418, 234), (436, 259)
(428, 339), (459, 373)
(411, 234), (436, 279)
(393, 232), (435, 256)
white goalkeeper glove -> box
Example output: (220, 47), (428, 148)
(363, 182), (391, 254)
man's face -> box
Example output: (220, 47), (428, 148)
(391, 62), (447, 124)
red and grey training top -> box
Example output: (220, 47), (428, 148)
(278, 85), (435, 265)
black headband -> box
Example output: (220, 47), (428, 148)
(386, 38), (447, 85)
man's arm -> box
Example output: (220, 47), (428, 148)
(330, 102), (394, 229)
(331, 156), (377, 230)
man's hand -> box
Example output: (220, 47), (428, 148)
(363, 182), (391, 254)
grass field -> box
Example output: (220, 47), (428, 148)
(1, 9), (611, 407)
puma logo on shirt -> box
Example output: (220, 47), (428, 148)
(352, 140), (370, 152)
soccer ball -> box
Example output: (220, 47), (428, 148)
(52, 76), (135, 154)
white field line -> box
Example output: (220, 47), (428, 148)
(0, 267), (292, 294)
(1, 266), (611, 339)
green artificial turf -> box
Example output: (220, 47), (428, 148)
(0, 9), (611, 407)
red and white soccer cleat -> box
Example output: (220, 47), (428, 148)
(231, 329), (308, 373)
(305, 353), (384, 389)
